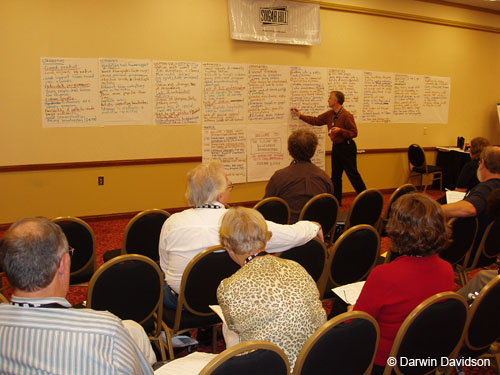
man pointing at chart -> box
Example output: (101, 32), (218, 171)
(292, 90), (366, 206)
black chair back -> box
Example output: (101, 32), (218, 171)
(385, 184), (417, 222)
(87, 254), (162, 324)
(293, 311), (379, 375)
(468, 219), (500, 269)
(328, 225), (380, 287)
(345, 189), (384, 230)
(439, 217), (478, 266)
(183, 246), (240, 314)
(279, 238), (326, 283)
(299, 193), (339, 245)
(385, 292), (468, 375)
(124, 209), (170, 262)
(462, 275), (500, 357)
(199, 341), (290, 375)
(53, 217), (96, 284)
(483, 219), (500, 258)
(408, 144), (425, 168)
(87, 254), (166, 360)
(254, 197), (290, 225)
(379, 184), (417, 235)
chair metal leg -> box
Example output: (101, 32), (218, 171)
(161, 322), (175, 360)
(211, 325), (218, 354)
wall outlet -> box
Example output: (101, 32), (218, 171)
(423, 127), (428, 135)
(98, 176), (104, 185)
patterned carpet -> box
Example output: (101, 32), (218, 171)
(1, 189), (498, 374)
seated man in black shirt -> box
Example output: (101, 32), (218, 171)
(442, 146), (500, 265)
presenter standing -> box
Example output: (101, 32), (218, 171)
(292, 91), (366, 206)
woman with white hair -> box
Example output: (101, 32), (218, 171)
(159, 161), (322, 309)
(216, 207), (326, 371)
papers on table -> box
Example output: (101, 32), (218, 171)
(154, 351), (217, 375)
(332, 281), (365, 305)
(445, 190), (466, 204)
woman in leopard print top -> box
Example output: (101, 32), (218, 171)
(217, 207), (326, 370)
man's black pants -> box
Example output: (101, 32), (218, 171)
(331, 139), (366, 206)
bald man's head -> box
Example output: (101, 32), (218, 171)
(0, 217), (68, 292)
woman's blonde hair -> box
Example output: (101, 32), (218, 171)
(219, 207), (272, 255)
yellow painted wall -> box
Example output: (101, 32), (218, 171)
(1, 0), (499, 223)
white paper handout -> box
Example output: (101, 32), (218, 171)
(445, 190), (466, 204)
(332, 281), (366, 305)
(153, 351), (217, 375)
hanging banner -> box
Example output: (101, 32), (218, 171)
(228, 0), (320, 45)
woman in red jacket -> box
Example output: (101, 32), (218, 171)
(353, 193), (454, 374)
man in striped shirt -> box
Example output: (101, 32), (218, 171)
(0, 217), (154, 375)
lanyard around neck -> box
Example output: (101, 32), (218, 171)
(244, 251), (268, 265)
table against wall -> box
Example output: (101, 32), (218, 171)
(436, 147), (471, 190)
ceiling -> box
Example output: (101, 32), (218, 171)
(429, 0), (500, 13)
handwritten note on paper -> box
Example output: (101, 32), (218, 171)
(248, 64), (289, 123)
(99, 58), (152, 125)
(290, 66), (328, 119)
(393, 74), (424, 123)
(422, 76), (450, 123)
(247, 124), (288, 182)
(202, 63), (247, 124)
(328, 68), (364, 119)
(202, 125), (247, 183)
(41, 58), (99, 127)
(362, 71), (394, 123)
(153, 61), (201, 125)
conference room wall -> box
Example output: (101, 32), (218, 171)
(1, 0), (498, 223)
(0, 151), (430, 224)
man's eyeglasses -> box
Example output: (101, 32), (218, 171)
(226, 182), (234, 191)
(66, 246), (74, 257)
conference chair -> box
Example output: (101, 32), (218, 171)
(279, 237), (328, 289)
(87, 254), (166, 360)
(382, 292), (468, 375)
(460, 219), (500, 284)
(293, 311), (379, 375)
(298, 193), (339, 246)
(378, 184), (417, 235)
(162, 245), (240, 359)
(439, 217), (478, 285)
(327, 224), (380, 288)
(103, 208), (170, 263)
(336, 189), (384, 240)
(52, 216), (96, 285)
(407, 144), (443, 192)
(253, 197), (290, 225)
(199, 340), (290, 375)
(453, 275), (500, 374)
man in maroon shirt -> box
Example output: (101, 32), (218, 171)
(292, 91), (366, 206)
(264, 129), (334, 223)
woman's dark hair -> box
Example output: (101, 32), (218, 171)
(470, 137), (489, 160)
(386, 193), (451, 256)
